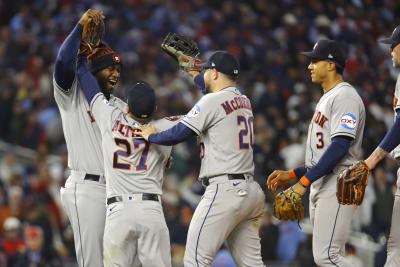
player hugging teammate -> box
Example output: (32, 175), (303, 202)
(55, 8), (400, 267)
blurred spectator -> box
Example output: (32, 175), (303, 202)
(368, 167), (395, 241)
(296, 234), (316, 267)
(345, 244), (364, 267)
(276, 221), (305, 263)
(259, 207), (279, 262)
(211, 248), (236, 267)
(0, 217), (25, 266)
(0, 186), (23, 236)
(0, 153), (24, 188)
(12, 226), (61, 267)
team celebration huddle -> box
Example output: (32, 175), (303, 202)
(54, 8), (400, 267)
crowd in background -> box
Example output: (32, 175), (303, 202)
(0, 0), (400, 266)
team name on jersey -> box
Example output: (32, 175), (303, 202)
(313, 110), (328, 128)
(220, 96), (252, 115)
(112, 120), (141, 137)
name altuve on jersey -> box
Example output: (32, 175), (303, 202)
(221, 96), (252, 115)
(112, 120), (141, 137)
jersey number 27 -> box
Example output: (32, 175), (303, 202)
(113, 138), (150, 171)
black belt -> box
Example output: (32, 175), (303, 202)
(203, 174), (246, 186)
(84, 174), (101, 182)
(107, 193), (159, 205)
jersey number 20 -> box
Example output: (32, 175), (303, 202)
(113, 138), (150, 171)
(237, 116), (254, 150)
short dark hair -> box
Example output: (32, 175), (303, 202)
(220, 72), (238, 82)
(335, 64), (344, 75)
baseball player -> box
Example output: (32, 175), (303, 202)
(53, 10), (126, 267)
(361, 26), (400, 266)
(267, 40), (366, 266)
(76, 55), (177, 267)
(138, 51), (266, 267)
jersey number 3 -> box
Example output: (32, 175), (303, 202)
(113, 138), (150, 171)
(316, 132), (324, 149)
(237, 116), (254, 150)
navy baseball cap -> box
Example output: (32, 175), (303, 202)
(199, 51), (240, 77)
(300, 39), (347, 69)
(127, 81), (156, 119)
(380, 26), (400, 45)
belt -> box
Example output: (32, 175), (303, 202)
(107, 193), (159, 205)
(203, 174), (246, 187)
(84, 174), (101, 182)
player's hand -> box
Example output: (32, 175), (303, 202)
(166, 156), (173, 169)
(267, 170), (295, 191)
(78, 9), (105, 26)
(364, 157), (377, 170)
(136, 124), (157, 141)
(292, 182), (307, 196)
(187, 70), (201, 78)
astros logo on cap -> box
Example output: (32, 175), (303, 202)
(113, 54), (121, 63)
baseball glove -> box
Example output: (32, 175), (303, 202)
(161, 32), (201, 71)
(273, 187), (305, 221)
(79, 18), (105, 55)
(337, 161), (370, 206)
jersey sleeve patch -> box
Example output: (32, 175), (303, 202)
(340, 113), (357, 130)
(185, 105), (200, 119)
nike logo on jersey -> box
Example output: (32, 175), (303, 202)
(313, 110), (328, 128)
(233, 182), (241, 186)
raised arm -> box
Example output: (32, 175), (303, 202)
(188, 70), (206, 95)
(76, 55), (101, 104)
(54, 9), (104, 91)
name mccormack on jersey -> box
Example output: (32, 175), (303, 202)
(221, 96), (252, 115)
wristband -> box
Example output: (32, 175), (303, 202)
(299, 176), (311, 187)
(289, 169), (297, 179)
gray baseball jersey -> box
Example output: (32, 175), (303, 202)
(181, 86), (254, 180)
(305, 82), (365, 190)
(54, 77), (127, 173)
(305, 82), (366, 267)
(390, 74), (400, 159)
(180, 86), (265, 267)
(385, 74), (400, 267)
(90, 92), (178, 267)
(54, 76), (126, 267)
(89, 92), (179, 197)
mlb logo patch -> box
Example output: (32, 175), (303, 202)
(340, 113), (357, 130)
(186, 105), (200, 119)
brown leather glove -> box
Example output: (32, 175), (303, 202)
(273, 187), (305, 221)
(337, 161), (370, 206)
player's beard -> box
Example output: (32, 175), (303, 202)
(95, 73), (113, 100)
